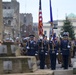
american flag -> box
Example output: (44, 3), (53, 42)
(38, 0), (43, 36)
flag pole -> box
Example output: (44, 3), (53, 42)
(49, 0), (54, 38)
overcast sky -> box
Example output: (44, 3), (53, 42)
(2, 0), (76, 22)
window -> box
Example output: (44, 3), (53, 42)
(53, 24), (57, 29)
(44, 31), (47, 35)
(4, 6), (6, 9)
(24, 17), (26, 23)
(8, 20), (11, 25)
(8, 7), (10, 9)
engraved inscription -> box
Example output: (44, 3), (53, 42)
(11, 45), (16, 53)
(3, 61), (12, 71)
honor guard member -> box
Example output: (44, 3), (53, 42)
(49, 35), (57, 70)
(38, 35), (46, 69)
(26, 35), (38, 56)
(54, 37), (60, 64)
(73, 38), (76, 57)
(68, 37), (72, 67)
(60, 32), (71, 69)
(43, 35), (50, 69)
(21, 38), (27, 55)
(43, 36), (50, 68)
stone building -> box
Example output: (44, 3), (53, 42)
(33, 21), (57, 40)
(2, 0), (20, 40)
(20, 13), (34, 38)
(33, 23), (39, 40)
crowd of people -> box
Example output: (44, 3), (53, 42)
(1, 32), (76, 70)
(16, 32), (76, 70)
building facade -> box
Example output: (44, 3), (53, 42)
(2, 0), (20, 40)
(33, 13), (76, 39)
(20, 13), (34, 38)
(33, 21), (58, 40)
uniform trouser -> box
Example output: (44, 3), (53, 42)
(50, 53), (56, 70)
(62, 55), (69, 69)
(57, 52), (62, 64)
(45, 54), (50, 68)
(39, 53), (45, 69)
(73, 47), (76, 57)
(68, 52), (72, 66)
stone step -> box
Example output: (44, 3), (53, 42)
(0, 70), (54, 75)
(54, 69), (73, 75)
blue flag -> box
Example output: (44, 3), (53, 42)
(50, 0), (53, 24)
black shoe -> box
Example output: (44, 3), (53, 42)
(61, 65), (64, 68)
(69, 64), (72, 67)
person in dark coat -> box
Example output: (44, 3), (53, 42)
(43, 36), (50, 69)
(38, 35), (48, 69)
(49, 35), (57, 70)
(60, 32), (71, 69)
(26, 35), (38, 56)
(38, 36), (45, 69)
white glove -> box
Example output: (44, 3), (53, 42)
(35, 54), (38, 56)
(67, 45), (70, 48)
(45, 53), (48, 55)
(56, 53), (59, 55)
(27, 46), (29, 49)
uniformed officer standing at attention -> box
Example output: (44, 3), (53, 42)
(73, 38), (76, 57)
(43, 35), (50, 69)
(48, 35), (57, 70)
(54, 37), (60, 64)
(38, 35), (46, 69)
(26, 35), (38, 56)
(60, 32), (71, 69)
(21, 38), (27, 55)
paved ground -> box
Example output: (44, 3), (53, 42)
(56, 56), (76, 69)
(54, 69), (74, 75)
(54, 56), (76, 75)
(36, 57), (76, 75)
(36, 55), (76, 75)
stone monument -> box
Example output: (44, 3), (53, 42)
(0, 0), (3, 40)
(0, 42), (38, 74)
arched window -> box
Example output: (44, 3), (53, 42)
(8, 20), (11, 25)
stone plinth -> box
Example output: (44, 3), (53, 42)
(0, 56), (37, 74)
(1, 42), (17, 56)
(0, 0), (3, 40)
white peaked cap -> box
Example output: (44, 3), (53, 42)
(16, 37), (19, 40)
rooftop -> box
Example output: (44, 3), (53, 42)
(67, 13), (76, 18)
